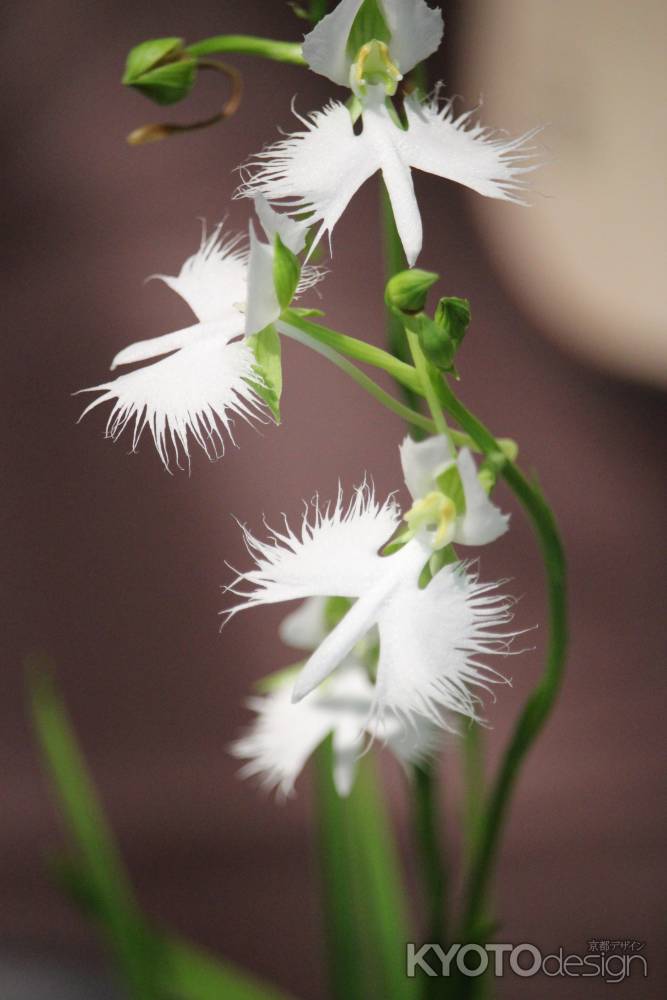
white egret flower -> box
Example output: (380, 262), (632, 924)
(231, 598), (438, 798)
(237, 0), (540, 265)
(400, 434), (510, 548)
(79, 199), (314, 470)
(227, 482), (515, 729)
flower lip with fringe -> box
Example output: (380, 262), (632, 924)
(225, 471), (519, 731)
(231, 597), (440, 798)
(79, 197), (320, 471)
(237, 0), (541, 266)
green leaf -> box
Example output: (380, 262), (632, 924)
(27, 659), (161, 998)
(314, 740), (417, 1000)
(436, 464), (466, 516)
(248, 325), (283, 422)
(347, 0), (391, 57)
(273, 235), (301, 310)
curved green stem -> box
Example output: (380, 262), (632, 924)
(278, 322), (436, 435)
(282, 309), (424, 398)
(435, 378), (567, 942)
(185, 35), (306, 65)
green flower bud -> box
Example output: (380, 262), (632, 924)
(434, 296), (471, 349)
(122, 38), (196, 106)
(416, 314), (456, 371)
(385, 268), (439, 314)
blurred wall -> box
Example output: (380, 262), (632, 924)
(1, 2), (665, 998)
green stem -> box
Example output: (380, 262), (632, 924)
(185, 36), (306, 65)
(278, 321), (436, 435)
(405, 328), (456, 451)
(413, 764), (447, 945)
(282, 309), (424, 397)
(462, 723), (485, 871)
(434, 379), (567, 942)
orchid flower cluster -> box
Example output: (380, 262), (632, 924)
(81, 0), (541, 791)
(78, 4), (566, 984)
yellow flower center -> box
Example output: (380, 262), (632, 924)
(405, 491), (458, 550)
(351, 40), (402, 96)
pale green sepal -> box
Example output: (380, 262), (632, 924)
(381, 527), (414, 556)
(289, 307), (326, 319)
(273, 234), (301, 311)
(419, 544), (456, 588)
(436, 465), (467, 516)
(254, 663), (302, 693)
(248, 326), (283, 423)
(324, 596), (353, 632)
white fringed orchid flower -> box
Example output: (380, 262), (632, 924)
(238, 0), (540, 265)
(79, 198), (313, 470)
(231, 598), (437, 798)
(227, 479), (515, 729)
(400, 434), (509, 549)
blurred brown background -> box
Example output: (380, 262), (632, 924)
(2, 1), (665, 998)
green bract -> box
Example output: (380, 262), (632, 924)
(122, 37), (196, 105)
(273, 235), (301, 310)
(248, 326), (283, 423)
(434, 296), (471, 349)
(415, 314), (456, 372)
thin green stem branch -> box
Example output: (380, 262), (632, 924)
(282, 309), (424, 397)
(433, 379), (567, 942)
(185, 36), (305, 65)
(278, 322), (436, 434)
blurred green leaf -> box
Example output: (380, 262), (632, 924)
(315, 740), (417, 1000)
(28, 658), (294, 1000)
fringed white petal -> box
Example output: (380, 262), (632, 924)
(157, 224), (249, 323)
(301, 0), (364, 87)
(230, 680), (336, 799)
(279, 597), (329, 651)
(455, 448), (510, 546)
(400, 434), (452, 500)
(380, 0), (444, 76)
(226, 484), (401, 611)
(231, 664), (437, 798)
(237, 101), (377, 257)
(109, 324), (216, 371)
(79, 328), (261, 470)
(404, 91), (543, 205)
(374, 562), (515, 727)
